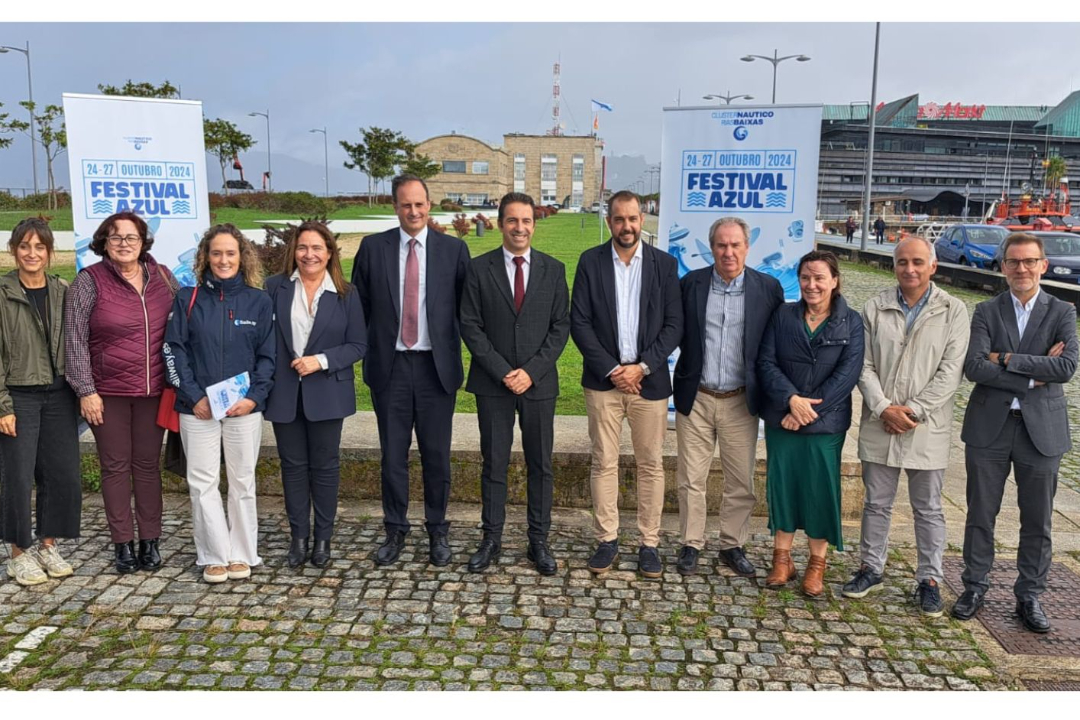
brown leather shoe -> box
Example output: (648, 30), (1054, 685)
(765, 548), (798, 588)
(802, 555), (827, 599)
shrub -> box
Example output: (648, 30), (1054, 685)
(428, 217), (447, 234)
(440, 199), (463, 212)
(256, 214), (333, 277)
(0, 191), (70, 211)
(451, 213), (471, 239)
(208, 191), (335, 215)
(472, 213), (493, 230)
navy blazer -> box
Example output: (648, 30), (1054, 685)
(756, 295), (864, 435)
(350, 226), (470, 395)
(263, 273), (368, 424)
(569, 240), (683, 401)
(673, 266), (784, 417)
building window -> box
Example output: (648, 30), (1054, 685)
(447, 193), (463, 203)
(442, 161), (466, 173)
(572, 155), (584, 181)
(472, 161), (489, 175)
(541, 154), (558, 182)
(571, 155), (584, 207)
(466, 193), (488, 206)
(514, 154), (526, 192)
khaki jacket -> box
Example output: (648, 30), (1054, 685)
(0, 271), (68, 416)
(858, 283), (970, 469)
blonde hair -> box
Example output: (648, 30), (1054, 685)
(194, 223), (263, 288)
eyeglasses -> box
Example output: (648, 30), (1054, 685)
(1003, 257), (1044, 270)
(106, 234), (142, 246)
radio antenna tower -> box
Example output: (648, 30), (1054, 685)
(550, 59), (561, 136)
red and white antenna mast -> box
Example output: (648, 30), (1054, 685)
(550, 60), (561, 136)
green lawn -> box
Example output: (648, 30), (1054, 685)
(1, 203), (402, 232)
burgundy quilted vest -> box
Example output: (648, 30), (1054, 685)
(85, 255), (175, 396)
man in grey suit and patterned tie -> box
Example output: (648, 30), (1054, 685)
(459, 193), (571, 575)
(953, 232), (1078, 633)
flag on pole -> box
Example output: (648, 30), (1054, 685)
(591, 99), (613, 113)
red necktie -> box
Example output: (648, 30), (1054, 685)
(402, 238), (419, 347)
(513, 256), (526, 313)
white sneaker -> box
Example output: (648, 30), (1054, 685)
(32, 544), (74, 578)
(203, 565), (229, 584)
(226, 562), (251, 580)
(7, 552), (48, 586)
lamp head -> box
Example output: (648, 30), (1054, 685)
(797, 55), (811, 62)
(740, 55), (754, 62)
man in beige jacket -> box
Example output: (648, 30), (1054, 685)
(842, 236), (969, 617)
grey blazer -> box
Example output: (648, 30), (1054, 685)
(459, 247), (571, 400)
(961, 290), (1078, 457)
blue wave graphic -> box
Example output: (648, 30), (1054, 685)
(92, 200), (112, 214)
(172, 201), (191, 214)
(686, 192), (706, 207)
(765, 192), (787, 208)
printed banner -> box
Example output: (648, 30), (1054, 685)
(658, 104), (823, 300)
(63, 93), (210, 286)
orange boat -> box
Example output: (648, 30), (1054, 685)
(985, 177), (1080, 233)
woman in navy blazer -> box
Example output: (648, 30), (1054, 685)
(264, 222), (367, 569)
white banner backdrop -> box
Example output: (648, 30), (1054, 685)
(63, 93), (209, 286)
(657, 104), (823, 300)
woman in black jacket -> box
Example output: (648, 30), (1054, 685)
(264, 222), (367, 569)
(756, 250), (864, 599)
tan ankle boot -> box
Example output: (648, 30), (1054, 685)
(765, 548), (797, 588)
(802, 555), (827, 598)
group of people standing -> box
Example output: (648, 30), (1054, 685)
(1, 175), (1075, 636)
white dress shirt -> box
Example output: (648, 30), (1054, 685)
(1010, 290), (1039, 410)
(395, 226), (431, 351)
(612, 242), (643, 371)
(503, 246), (531, 293)
(289, 269), (336, 373)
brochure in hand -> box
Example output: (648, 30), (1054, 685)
(206, 371), (251, 420)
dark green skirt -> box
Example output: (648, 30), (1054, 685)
(764, 426), (845, 550)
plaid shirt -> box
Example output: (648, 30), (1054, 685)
(64, 261), (179, 398)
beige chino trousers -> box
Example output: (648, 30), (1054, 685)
(676, 391), (759, 550)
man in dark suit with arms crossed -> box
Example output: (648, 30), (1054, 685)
(350, 174), (470, 567)
(953, 232), (1078, 632)
(459, 193), (571, 575)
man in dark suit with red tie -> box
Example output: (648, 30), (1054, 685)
(351, 175), (470, 567)
(459, 193), (571, 574)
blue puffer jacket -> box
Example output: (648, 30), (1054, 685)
(756, 295), (864, 435)
(162, 273), (275, 415)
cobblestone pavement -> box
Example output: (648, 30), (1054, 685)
(0, 498), (1016, 691)
(837, 261), (1080, 493)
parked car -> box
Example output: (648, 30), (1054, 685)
(990, 231), (1080, 283)
(934, 224), (1009, 269)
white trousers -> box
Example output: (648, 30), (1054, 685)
(180, 412), (263, 567)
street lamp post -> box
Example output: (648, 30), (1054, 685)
(702, 91), (754, 105)
(248, 109), (272, 192)
(859, 23), (881, 253)
(0, 41), (38, 196)
(310, 127), (329, 198)
(740, 48), (811, 104)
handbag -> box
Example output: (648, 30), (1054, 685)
(156, 285), (198, 432)
(161, 428), (187, 479)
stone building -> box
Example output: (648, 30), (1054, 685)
(415, 132), (603, 208)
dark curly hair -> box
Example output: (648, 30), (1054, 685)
(8, 217), (56, 258)
(90, 211), (155, 261)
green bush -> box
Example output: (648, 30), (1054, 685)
(0, 191), (71, 211)
(207, 191), (334, 216)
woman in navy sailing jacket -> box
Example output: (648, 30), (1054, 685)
(163, 223), (274, 584)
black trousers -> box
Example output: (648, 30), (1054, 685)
(271, 389), (344, 541)
(371, 351), (455, 535)
(962, 413), (1060, 601)
(476, 393), (555, 544)
(0, 384), (82, 550)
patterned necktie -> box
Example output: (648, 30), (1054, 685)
(513, 256), (526, 313)
(402, 238), (419, 348)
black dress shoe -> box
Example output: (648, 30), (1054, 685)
(676, 545), (700, 576)
(311, 540), (332, 568)
(527, 540), (558, 576)
(115, 541), (138, 574)
(375, 530), (407, 566)
(467, 537), (501, 572)
(138, 539), (162, 571)
(717, 546), (756, 577)
(288, 537), (309, 569)
(429, 532), (452, 567)
(1016, 598), (1050, 634)
(951, 589), (986, 620)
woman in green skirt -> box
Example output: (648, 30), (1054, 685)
(756, 251), (864, 598)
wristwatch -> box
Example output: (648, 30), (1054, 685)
(998, 353), (1008, 368)
(639, 362), (651, 376)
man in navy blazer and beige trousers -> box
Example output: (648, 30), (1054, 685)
(570, 191), (683, 577)
(953, 232), (1078, 633)
(351, 174), (470, 567)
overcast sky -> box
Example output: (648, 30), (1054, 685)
(4, 21), (1080, 193)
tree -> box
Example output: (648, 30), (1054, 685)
(341, 127), (426, 204)
(0, 101), (29, 151)
(97, 80), (180, 99)
(203, 118), (256, 194)
(1045, 155), (1068, 192)
(20, 101), (65, 209)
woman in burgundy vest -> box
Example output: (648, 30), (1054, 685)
(64, 211), (178, 574)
